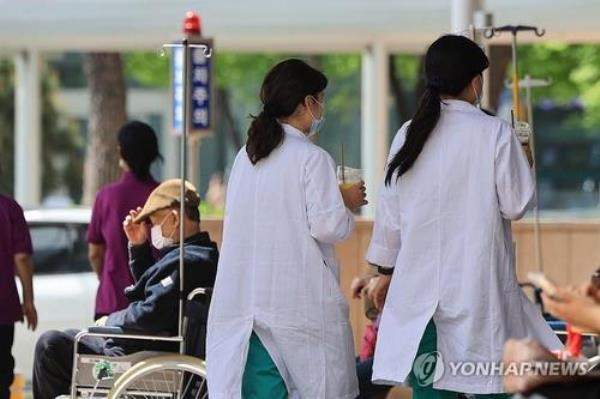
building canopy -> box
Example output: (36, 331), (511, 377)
(1, 0), (599, 53)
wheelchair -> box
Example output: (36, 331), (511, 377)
(66, 287), (211, 398)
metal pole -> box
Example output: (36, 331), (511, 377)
(162, 39), (211, 354)
(178, 38), (189, 354)
(511, 33), (521, 121)
(525, 76), (543, 272)
(506, 75), (551, 272)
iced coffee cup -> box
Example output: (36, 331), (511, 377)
(337, 166), (362, 189)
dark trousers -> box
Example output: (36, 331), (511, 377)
(32, 329), (106, 399)
(356, 356), (393, 399)
(0, 324), (14, 399)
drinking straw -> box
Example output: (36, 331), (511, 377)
(341, 142), (346, 184)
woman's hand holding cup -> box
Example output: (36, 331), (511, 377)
(340, 181), (368, 211)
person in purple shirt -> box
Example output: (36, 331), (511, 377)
(0, 194), (37, 399)
(87, 121), (161, 319)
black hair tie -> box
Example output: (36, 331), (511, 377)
(426, 76), (442, 91)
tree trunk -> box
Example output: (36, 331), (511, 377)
(216, 87), (242, 151)
(82, 53), (127, 204)
(388, 55), (411, 123)
(487, 45), (513, 112)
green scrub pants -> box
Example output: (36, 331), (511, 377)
(242, 332), (288, 399)
(409, 320), (510, 399)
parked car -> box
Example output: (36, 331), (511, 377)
(13, 208), (97, 382)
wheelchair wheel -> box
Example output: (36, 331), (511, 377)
(107, 354), (207, 398)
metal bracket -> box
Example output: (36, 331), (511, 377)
(483, 24), (546, 39)
(161, 42), (213, 58)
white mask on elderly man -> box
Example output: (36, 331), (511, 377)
(151, 213), (175, 249)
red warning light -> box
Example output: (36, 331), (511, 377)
(183, 11), (201, 36)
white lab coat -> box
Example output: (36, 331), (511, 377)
(366, 100), (563, 394)
(207, 123), (359, 399)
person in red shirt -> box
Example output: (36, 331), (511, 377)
(351, 274), (393, 399)
(87, 121), (161, 319)
(0, 194), (37, 399)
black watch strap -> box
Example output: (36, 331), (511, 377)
(378, 266), (394, 275)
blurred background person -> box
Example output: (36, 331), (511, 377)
(350, 273), (393, 399)
(206, 173), (225, 209)
(0, 193), (37, 399)
(87, 120), (161, 320)
(204, 172), (226, 215)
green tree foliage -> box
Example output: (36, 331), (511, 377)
(124, 52), (169, 88)
(211, 53), (365, 169)
(42, 68), (85, 202)
(519, 43), (600, 128)
(123, 50), (429, 176)
(124, 51), (365, 167)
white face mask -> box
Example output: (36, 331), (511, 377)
(151, 213), (175, 250)
(307, 96), (325, 139)
(472, 75), (483, 108)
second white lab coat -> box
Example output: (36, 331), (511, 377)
(367, 100), (563, 394)
(207, 123), (359, 399)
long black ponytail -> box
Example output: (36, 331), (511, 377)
(246, 59), (328, 165)
(385, 35), (489, 185)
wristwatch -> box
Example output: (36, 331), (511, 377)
(377, 266), (394, 275)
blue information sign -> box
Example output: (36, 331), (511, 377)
(171, 40), (213, 135)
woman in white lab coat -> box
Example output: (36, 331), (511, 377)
(367, 35), (563, 399)
(207, 59), (366, 399)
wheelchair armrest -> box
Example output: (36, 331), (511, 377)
(87, 326), (125, 335)
(76, 328), (183, 344)
(188, 287), (213, 301)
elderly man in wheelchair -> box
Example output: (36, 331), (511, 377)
(32, 179), (218, 399)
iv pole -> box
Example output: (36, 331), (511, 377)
(161, 40), (213, 354)
(483, 25), (547, 272)
(484, 25), (546, 121)
(505, 76), (552, 272)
